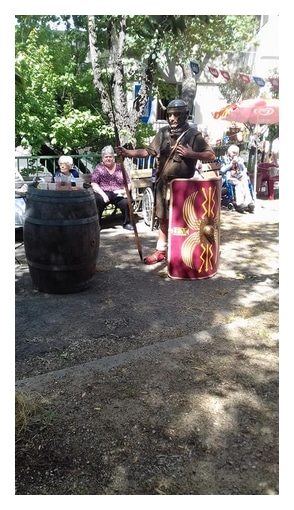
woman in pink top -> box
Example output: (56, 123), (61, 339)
(91, 145), (134, 230)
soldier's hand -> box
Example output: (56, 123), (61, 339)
(115, 146), (126, 157)
(176, 143), (194, 158)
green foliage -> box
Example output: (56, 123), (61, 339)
(15, 15), (262, 155)
(20, 160), (46, 177)
(15, 71), (25, 89)
(135, 122), (156, 147)
(15, 16), (104, 155)
(219, 67), (260, 103)
(155, 82), (181, 103)
(50, 107), (114, 152)
(15, 28), (60, 152)
(126, 15), (258, 70)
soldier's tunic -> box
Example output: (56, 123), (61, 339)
(146, 123), (210, 219)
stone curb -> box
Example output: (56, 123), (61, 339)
(15, 313), (278, 392)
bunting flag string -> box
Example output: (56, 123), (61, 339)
(253, 76), (266, 87)
(238, 73), (251, 84)
(268, 77), (279, 89)
(208, 66), (277, 88)
(220, 70), (230, 81)
(208, 66), (219, 78)
(190, 61), (200, 75)
(190, 61), (278, 90)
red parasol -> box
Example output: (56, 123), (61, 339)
(212, 98), (279, 195)
(214, 97), (279, 125)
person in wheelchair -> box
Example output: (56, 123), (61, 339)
(91, 145), (134, 231)
(220, 144), (255, 214)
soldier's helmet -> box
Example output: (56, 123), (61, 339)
(166, 99), (189, 126)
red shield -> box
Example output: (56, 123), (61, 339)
(168, 177), (222, 280)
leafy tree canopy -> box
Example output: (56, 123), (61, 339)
(15, 15), (261, 154)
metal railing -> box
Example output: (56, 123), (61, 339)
(15, 154), (99, 176)
(15, 153), (156, 177)
(15, 146), (230, 178)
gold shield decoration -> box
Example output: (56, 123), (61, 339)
(168, 177), (222, 279)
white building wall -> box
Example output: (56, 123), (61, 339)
(193, 83), (231, 143)
(192, 15), (279, 144)
(131, 16), (279, 146)
(251, 16), (279, 76)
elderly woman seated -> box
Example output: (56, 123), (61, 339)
(53, 155), (79, 184)
(90, 145), (134, 231)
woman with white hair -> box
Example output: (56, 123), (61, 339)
(220, 144), (254, 214)
(54, 155), (79, 183)
(91, 145), (134, 230)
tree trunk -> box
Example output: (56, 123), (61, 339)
(181, 64), (197, 118)
(87, 15), (152, 148)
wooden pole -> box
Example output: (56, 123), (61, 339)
(118, 154), (143, 261)
(106, 70), (143, 261)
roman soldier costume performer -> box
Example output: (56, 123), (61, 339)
(115, 99), (216, 266)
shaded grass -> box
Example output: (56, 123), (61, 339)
(15, 390), (54, 446)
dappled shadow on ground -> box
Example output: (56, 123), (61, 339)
(15, 201), (279, 495)
(15, 204), (279, 378)
(15, 311), (278, 495)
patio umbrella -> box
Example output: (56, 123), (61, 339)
(218, 97), (279, 125)
(212, 98), (279, 196)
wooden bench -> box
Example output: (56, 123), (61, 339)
(130, 168), (153, 186)
(130, 168), (153, 210)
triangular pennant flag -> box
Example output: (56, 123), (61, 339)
(269, 77), (279, 90)
(239, 73), (251, 84)
(220, 70), (230, 81)
(208, 67), (219, 78)
(190, 61), (200, 75)
(253, 76), (266, 87)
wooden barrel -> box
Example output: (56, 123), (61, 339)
(24, 187), (100, 293)
(168, 177), (222, 279)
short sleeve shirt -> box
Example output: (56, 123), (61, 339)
(91, 163), (130, 192)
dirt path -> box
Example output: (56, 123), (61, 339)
(15, 198), (279, 495)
